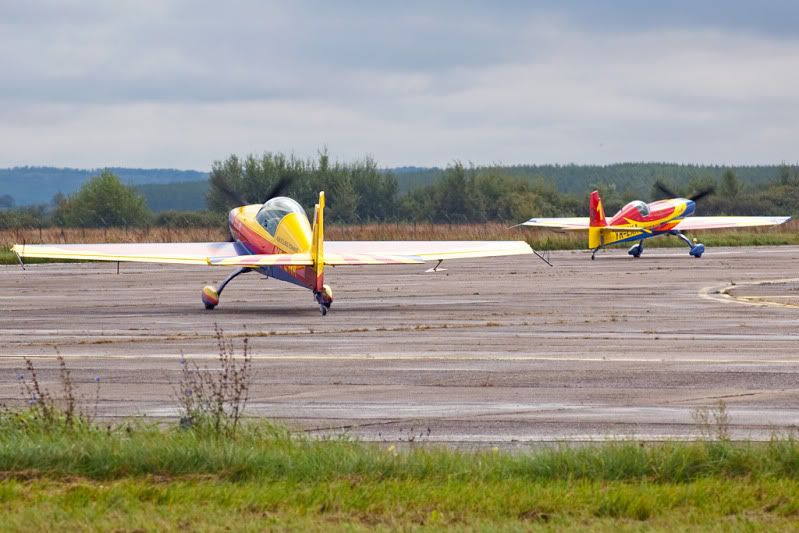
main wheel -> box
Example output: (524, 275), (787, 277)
(201, 286), (220, 310)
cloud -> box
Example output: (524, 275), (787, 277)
(1, 1), (798, 168)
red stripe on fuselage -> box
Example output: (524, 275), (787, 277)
(609, 200), (681, 226)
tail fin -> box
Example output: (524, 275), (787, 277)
(588, 190), (606, 249)
(589, 190), (607, 227)
(310, 191), (325, 292)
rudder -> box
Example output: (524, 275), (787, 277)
(311, 191), (325, 292)
(588, 190), (606, 249)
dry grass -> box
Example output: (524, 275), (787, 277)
(0, 226), (228, 248)
(2, 220), (797, 252)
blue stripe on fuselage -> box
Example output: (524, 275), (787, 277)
(233, 239), (309, 289)
(257, 265), (310, 289)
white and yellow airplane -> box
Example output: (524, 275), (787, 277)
(13, 188), (533, 314)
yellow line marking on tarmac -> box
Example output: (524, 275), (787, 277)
(699, 277), (799, 309)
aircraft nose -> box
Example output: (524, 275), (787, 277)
(685, 200), (696, 216)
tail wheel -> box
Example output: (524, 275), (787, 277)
(322, 284), (333, 307)
(315, 284), (333, 315)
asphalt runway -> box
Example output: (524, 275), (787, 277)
(2, 245), (799, 445)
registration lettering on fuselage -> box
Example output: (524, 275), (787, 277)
(606, 229), (645, 242)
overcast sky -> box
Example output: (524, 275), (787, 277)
(1, 1), (798, 169)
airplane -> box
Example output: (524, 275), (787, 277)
(519, 184), (790, 260)
(11, 185), (533, 315)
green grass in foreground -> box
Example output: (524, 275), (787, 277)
(2, 417), (799, 530)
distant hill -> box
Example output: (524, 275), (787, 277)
(0, 166), (208, 206)
(134, 180), (209, 212)
(1, 163), (792, 212)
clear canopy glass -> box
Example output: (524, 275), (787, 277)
(255, 197), (307, 235)
(629, 200), (650, 217)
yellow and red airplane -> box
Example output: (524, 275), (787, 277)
(520, 187), (790, 260)
(12, 190), (533, 314)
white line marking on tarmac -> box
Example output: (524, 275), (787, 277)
(699, 277), (799, 308)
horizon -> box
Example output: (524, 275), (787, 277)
(3, 159), (799, 175)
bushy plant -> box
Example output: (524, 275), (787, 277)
(1, 355), (101, 434)
(174, 325), (252, 436)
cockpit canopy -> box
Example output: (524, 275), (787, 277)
(255, 197), (307, 236)
(626, 200), (650, 217)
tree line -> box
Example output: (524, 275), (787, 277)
(1, 153), (798, 229)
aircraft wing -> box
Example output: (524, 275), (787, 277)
(324, 240), (532, 263)
(12, 240), (533, 267)
(519, 217), (589, 230)
(673, 216), (791, 231)
(11, 242), (251, 265)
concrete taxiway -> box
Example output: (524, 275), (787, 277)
(1, 245), (798, 444)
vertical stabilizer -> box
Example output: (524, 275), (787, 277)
(589, 190), (607, 227)
(588, 190), (606, 249)
(311, 191), (325, 292)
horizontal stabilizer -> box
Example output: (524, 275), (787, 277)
(520, 217), (589, 231)
(209, 253), (313, 267)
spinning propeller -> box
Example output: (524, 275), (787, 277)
(211, 174), (294, 241)
(212, 173), (293, 207)
(653, 180), (715, 203)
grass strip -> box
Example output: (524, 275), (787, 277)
(2, 422), (799, 483)
(3, 420), (799, 529)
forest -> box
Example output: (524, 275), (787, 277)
(0, 152), (798, 229)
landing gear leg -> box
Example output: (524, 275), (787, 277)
(591, 247), (600, 260)
(201, 267), (250, 310)
(628, 240), (644, 258)
(671, 231), (704, 258)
